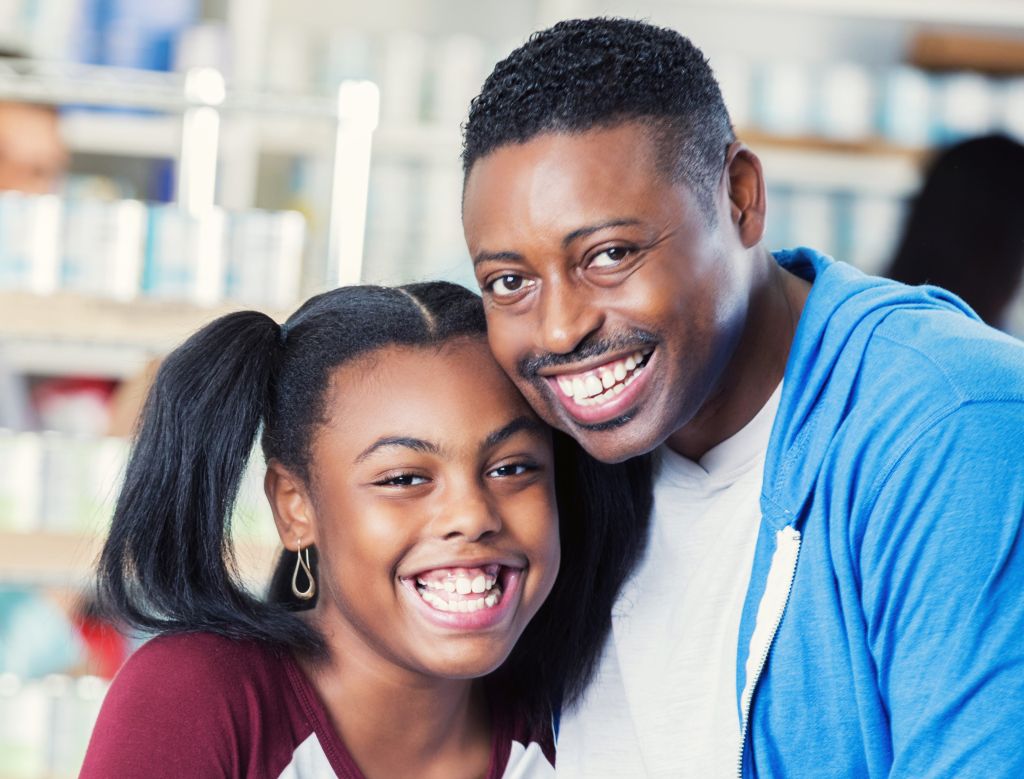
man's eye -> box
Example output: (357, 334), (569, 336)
(489, 274), (532, 297)
(589, 246), (631, 268)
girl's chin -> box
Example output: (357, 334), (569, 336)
(412, 642), (517, 681)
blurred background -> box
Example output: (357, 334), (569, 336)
(3, 0), (1024, 775)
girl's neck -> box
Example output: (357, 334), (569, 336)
(297, 623), (493, 779)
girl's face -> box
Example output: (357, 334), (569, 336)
(289, 338), (559, 681)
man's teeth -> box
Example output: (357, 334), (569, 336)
(555, 349), (651, 406)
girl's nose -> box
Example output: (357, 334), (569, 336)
(435, 485), (502, 542)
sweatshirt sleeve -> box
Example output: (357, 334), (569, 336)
(79, 634), (247, 778)
(859, 399), (1024, 779)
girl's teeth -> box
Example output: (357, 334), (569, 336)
(417, 586), (503, 613)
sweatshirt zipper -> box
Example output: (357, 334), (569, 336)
(736, 526), (802, 778)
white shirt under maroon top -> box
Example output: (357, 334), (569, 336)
(81, 631), (554, 778)
(556, 384), (782, 778)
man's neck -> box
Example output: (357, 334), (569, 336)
(666, 248), (810, 461)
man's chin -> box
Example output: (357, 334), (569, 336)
(563, 413), (662, 464)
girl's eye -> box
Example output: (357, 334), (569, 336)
(589, 246), (631, 269)
(489, 274), (534, 298)
(376, 473), (428, 487)
(487, 463), (534, 478)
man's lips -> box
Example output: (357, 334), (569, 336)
(541, 346), (656, 424)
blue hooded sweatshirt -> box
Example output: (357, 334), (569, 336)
(737, 248), (1024, 777)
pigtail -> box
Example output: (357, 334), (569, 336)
(96, 311), (322, 654)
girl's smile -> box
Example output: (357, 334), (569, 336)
(399, 561), (525, 630)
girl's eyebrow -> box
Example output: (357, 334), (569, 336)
(482, 416), (546, 451)
(354, 416), (546, 464)
(355, 436), (439, 463)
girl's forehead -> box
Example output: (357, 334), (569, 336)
(316, 340), (542, 456)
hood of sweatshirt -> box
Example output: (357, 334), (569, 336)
(759, 247), (977, 532)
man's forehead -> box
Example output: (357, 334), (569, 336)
(463, 126), (695, 241)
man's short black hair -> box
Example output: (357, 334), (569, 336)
(462, 17), (736, 214)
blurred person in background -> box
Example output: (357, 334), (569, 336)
(885, 133), (1024, 331)
(0, 47), (67, 194)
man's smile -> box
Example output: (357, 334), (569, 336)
(541, 346), (657, 425)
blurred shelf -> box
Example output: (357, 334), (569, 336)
(697, 0), (1024, 28)
(740, 130), (927, 196)
(909, 30), (1024, 75)
(0, 291), (288, 378)
(0, 59), (339, 117)
(61, 111), (339, 159)
(738, 130), (928, 161)
(370, 122), (927, 195)
(0, 530), (281, 587)
(61, 112), (180, 158)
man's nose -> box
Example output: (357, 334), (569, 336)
(537, 278), (603, 356)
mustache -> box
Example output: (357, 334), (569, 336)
(517, 330), (658, 379)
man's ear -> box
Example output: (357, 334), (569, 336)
(725, 141), (766, 248)
(265, 460), (316, 551)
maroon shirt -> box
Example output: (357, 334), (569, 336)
(81, 632), (554, 778)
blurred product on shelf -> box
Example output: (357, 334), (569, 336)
(0, 349), (32, 431)
(0, 670), (108, 779)
(0, 587), (83, 678)
(763, 186), (907, 277)
(884, 133), (1024, 331)
(0, 427), (276, 542)
(0, 191), (307, 308)
(72, 0), (199, 71)
(0, 430), (124, 535)
(31, 377), (116, 437)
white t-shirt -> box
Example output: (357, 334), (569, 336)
(556, 384), (782, 778)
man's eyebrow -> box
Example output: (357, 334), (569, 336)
(472, 220), (642, 266)
(483, 416), (547, 450)
(562, 219), (642, 248)
(473, 249), (523, 267)
(355, 436), (440, 464)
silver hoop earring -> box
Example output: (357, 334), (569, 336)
(291, 538), (316, 600)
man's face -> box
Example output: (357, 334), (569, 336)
(463, 122), (751, 463)
(0, 102), (67, 193)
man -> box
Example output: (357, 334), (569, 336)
(460, 17), (1024, 778)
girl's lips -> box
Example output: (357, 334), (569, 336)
(399, 566), (524, 631)
(546, 348), (656, 425)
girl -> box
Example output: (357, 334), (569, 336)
(80, 281), (651, 778)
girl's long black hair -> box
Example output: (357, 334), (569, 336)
(96, 280), (652, 730)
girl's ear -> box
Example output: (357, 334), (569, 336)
(265, 460), (317, 550)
